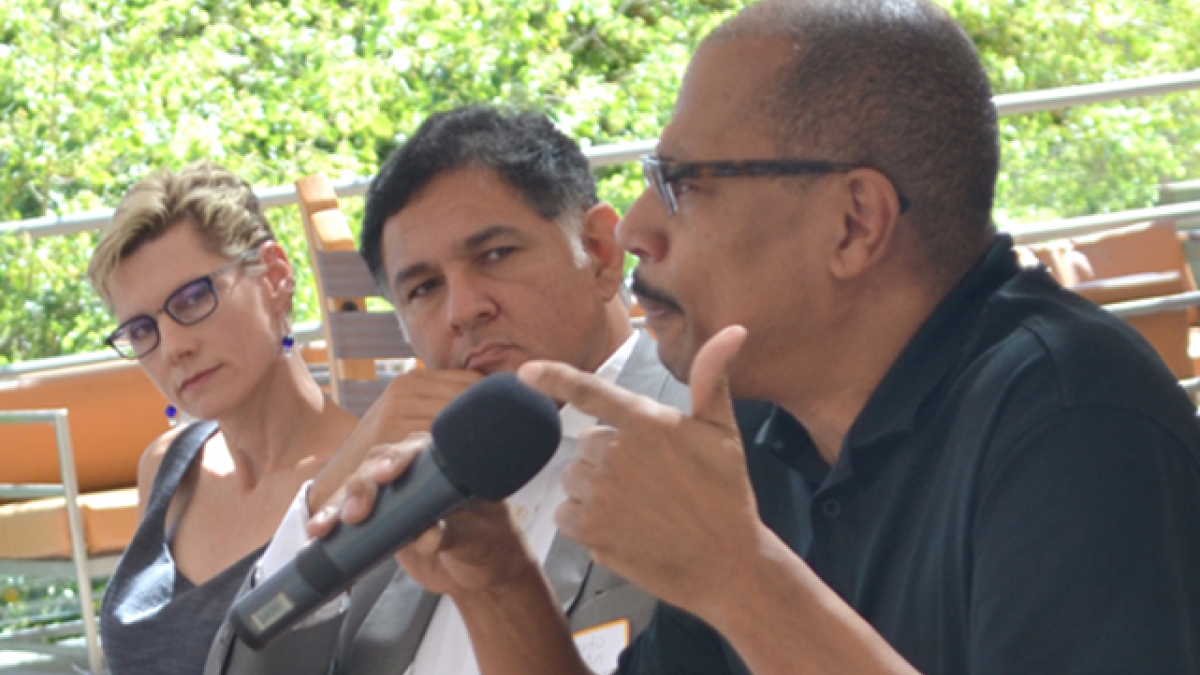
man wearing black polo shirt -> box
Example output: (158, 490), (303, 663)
(321, 0), (1200, 673)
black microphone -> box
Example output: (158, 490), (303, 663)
(229, 372), (562, 649)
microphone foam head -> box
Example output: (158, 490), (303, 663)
(431, 372), (562, 501)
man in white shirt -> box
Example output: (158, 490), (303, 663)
(202, 105), (689, 675)
(305, 3), (1200, 675)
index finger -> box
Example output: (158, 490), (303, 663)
(383, 368), (482, 401)
(407, 368), (484, 385)
(518, 360), (656, 428)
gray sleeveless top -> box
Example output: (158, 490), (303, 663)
(100, 421), (267, 675)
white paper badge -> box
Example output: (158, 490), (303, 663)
(573, 619), (631, 675)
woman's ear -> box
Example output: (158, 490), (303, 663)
(580, 203), (626, 299)
(258, 241), (295, 307)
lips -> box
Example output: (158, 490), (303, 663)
(179, 366), (221, 393)
(630, 269), (683, 318)
(463, 343), (514, 372)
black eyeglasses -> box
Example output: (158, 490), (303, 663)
(105, 246), (264, 359)
(640, 155), (912, 217)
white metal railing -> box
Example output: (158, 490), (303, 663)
(1105, 291), (1200, 319)
(1010, 200), (1200, 245)
(991, 70), (1200, 117)
(0, 320), (323, 379)
(3, 69), (1200, 240)
(0, 350), (117, 378)
(0, 140), (661, 240)
(1180, 377), (1200, 393)
(3, 69), (1200, 378)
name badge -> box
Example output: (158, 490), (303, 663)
(573, 619), (630, 675)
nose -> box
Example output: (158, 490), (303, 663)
(155, 314), (198, 363)
(616, 188), (670, 264)
(445, 272), (497, 335)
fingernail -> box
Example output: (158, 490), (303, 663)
(370, 458), (396, 482)
(341, 495), (361, 518)
(311, 505), (333, 526)
(518, 362), (543, 383)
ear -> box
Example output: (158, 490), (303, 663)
(258, 241), (296, 307)
(829, 168), (903, 281)
(579, 203), (627, 300)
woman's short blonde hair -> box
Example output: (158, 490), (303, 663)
(87, 161), (275, 306)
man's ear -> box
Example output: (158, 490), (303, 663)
(580, 203), (627, 299)
(829, 168), (904, 281)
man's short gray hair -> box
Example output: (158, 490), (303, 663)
(708, 0), (1000, 282)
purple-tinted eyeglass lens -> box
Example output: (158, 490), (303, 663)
(111, 317), (157, 354)
(166, 278), (218, 322)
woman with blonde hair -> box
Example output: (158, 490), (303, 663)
(88, 161), (357, 675)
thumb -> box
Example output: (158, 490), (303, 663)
(688, 325), (747, 431)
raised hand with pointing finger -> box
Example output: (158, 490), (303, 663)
(520, 324), (924, 675)
(520, 325), (767, 615)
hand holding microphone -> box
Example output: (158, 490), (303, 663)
(231, 373), (562, 649)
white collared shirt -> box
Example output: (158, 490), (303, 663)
(408, 333), (637, 675)
(256, 334), (640, 673)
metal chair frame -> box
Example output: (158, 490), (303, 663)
(0, 409), (106, 674)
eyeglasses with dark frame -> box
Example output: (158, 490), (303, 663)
(640, 155), (913, 217)
(105, 245), (266, 360)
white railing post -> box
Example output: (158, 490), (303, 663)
(0, 410), (105, 674)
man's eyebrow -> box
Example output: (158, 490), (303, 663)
(457, 224), (529, 254)
(390, 261), (435, 295)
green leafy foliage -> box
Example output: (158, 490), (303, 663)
(2, 0), (1199, 364)
(954, 0), (1200, 223)
(0, 0), (742, 364)
(0, 574), (105, 634)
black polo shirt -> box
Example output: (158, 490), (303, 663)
(619, 236), (1200, 675)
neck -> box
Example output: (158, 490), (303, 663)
(582, 298), (635, 374)
(760, 273), (945, 466)
(214, 353), (349, 488)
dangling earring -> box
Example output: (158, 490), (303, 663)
(165, 405), (179, 427)
(281, 309), (295, 355)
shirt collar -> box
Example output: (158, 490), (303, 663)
(760, 235), (1021, 485)
(845, 234), (1020, 450)
(559, 332), (640, 441)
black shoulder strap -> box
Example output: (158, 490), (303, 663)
(144, 420), (219, 533)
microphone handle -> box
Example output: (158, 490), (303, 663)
(230, 449), (468, 649)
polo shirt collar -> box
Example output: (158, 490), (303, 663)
(760, 235), (1022, 488)
(845, 234), (1020, 450)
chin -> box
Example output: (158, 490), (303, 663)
(177, 391), (238, 422)
(653, 339), (695, 384)
(184, 404), (229, 422)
